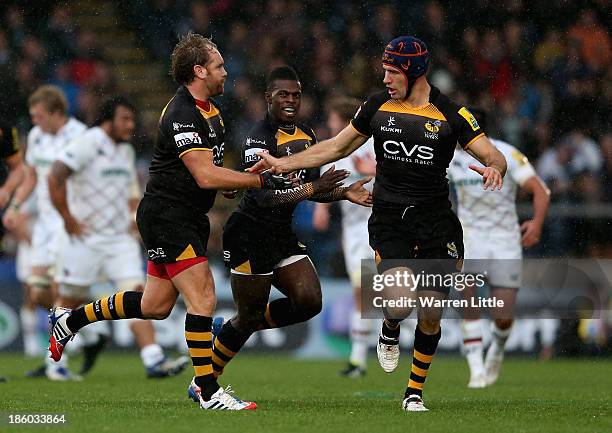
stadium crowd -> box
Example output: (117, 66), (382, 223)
(0, 0), (610, 264)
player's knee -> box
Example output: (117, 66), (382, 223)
(495, 318), (513, 330)
(418, 318), (441, 334)
(27, 274), (51, 294)
(233, 311), (264, 334)
(295, 290), (322, 320)
(141, 299), (172, 320)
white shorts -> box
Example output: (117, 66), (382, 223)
(31, 218), (65, 268)
(342, 219), (372, 288)
(57, 233), (144, 290)
(462, 228), (522, 288)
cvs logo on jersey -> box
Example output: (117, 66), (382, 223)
(212, 142), (224, 166)
(174, 131), (202, 148)
(383, 140), (434, 160)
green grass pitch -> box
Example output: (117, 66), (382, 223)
(1, 353), (610, 433)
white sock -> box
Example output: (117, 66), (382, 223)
(140, 344), (165, 368)
(20, 307), (41, 357)
(349, 310), (371, 368)
(487, 322), (512, 361)
(461, 319), (484, 378)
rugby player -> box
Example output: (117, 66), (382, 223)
(249, 36), (507, 412)
(448, 110), (550, 388)
(3, 86), (86, 380)
(47, 97), (190, 378)
(210, 67), (372, 382)
(48, 33), (294, 411)
(313, 97), (376, 378)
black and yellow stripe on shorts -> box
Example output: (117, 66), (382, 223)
(211, 338), (236, 378)
(185, 330), (213, 377)
(84, 292), (128, 322)
(407, 350), (433, 392)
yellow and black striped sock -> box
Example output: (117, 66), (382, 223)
(211, 321), (251, 378)
(66, 291), (143, 333)
(185, 313), (219, 399)
(405, 326), (441, 398)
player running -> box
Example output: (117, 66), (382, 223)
(249, 36), (507, 412)
(3, 86), (86, 380)
(212, 67), (372, 382)
(47, 97), (189, 379)
(48, 33), (294, 411)
(448, 110), (550, 388)
(313, 97), (376, 378)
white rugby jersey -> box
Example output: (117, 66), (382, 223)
(26, 118), (86, 225)
(447, 138), (536, 234)
(57, 127), (137, 236)
(323, 138), (375, 229)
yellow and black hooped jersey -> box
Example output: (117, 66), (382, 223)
(144, 85), (225, 215)
(351, 86), (484, 207)
(236, 114), (319, 227)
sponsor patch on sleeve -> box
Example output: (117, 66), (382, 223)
(458, 107), (480, 131)
(511, 149), (528, 166)
(174, 132), (202, 148)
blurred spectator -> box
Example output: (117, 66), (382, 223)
(70, 30), (105, 87)
(45, 4), (76, 63)
(568, 9), (611, 72)
(176, 1), (213, 39)
(599, 134), (612, 203)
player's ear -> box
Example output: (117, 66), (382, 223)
(264, 91), (272, 105)
(194, 64), (207, 80)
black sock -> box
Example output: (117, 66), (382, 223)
(185, 313), (219, 400)
(381, 319), (401, 342)
(66, 291), (143, 333)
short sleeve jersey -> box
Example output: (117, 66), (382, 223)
(57, 127), (137, 236)
(448, 138), (536, 233)
(350, 86), (484, 207)
(25, 118), (86, 224)
(236, 114), (318, 227)
(144, 85), (225, 214)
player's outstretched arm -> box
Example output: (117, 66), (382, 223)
(247, 125), (369, 174)
(181, 149), (296, 190)
(311, 177), (373, 207)
(520, 175), (551, 248)
(466, 135), (507, 190)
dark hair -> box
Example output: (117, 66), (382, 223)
(329, 97), (361, 122)
(94, 96), (136, 126)
(266, 66), (300, 91)
(171, 32), (218, 85)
